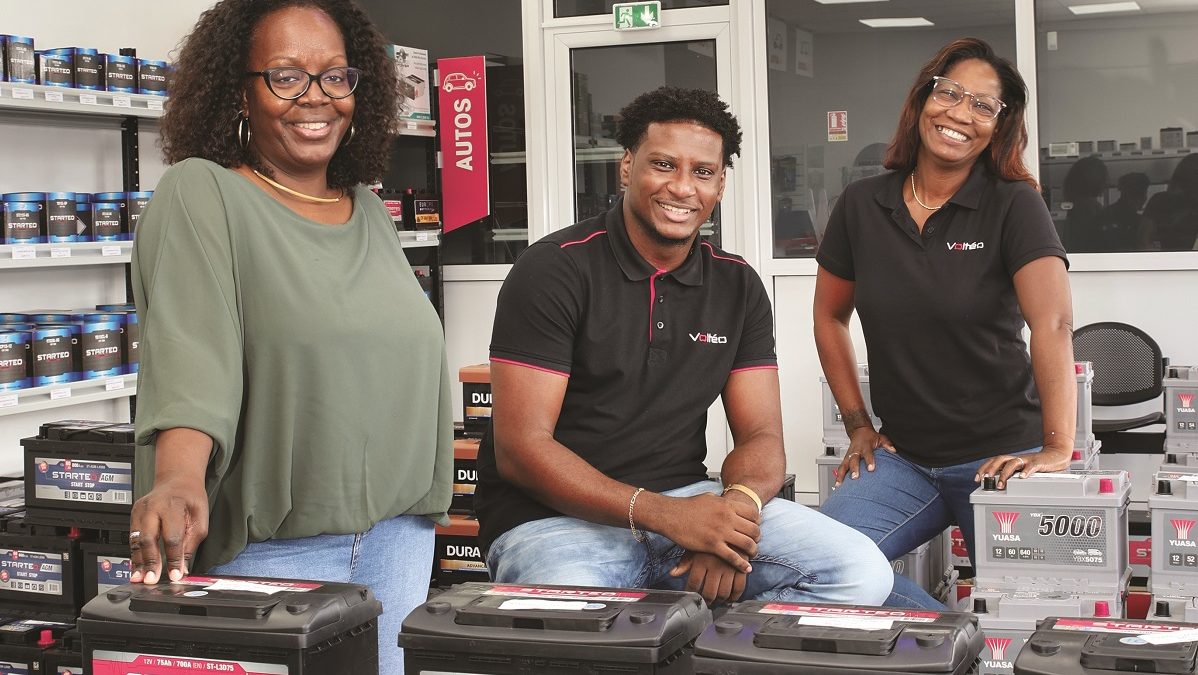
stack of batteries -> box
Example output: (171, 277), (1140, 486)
(969, 469), (1132, 675)
(0, 305), (138, 392)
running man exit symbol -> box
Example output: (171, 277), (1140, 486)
(614, 1), (662, 30)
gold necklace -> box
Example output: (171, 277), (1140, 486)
(252, 169), (343, 204)
(910, 169), (944, 211)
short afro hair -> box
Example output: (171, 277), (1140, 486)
(615, 86), (741, 168)
(160, 0), (398, 189)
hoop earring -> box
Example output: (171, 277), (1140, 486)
(237, 115), (252, 150)
(341, 122), (355, 146)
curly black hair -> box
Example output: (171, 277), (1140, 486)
(160, 0), (397, 188)
(614, 86), (742, 168)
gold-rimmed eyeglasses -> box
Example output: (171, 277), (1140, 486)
(929, 76), (1006, 122)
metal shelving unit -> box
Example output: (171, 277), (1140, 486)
(0, 241), (133, 268)
(0, 374), (138, 418)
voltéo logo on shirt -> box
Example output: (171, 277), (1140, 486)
(689, 332), (728, 344)
(946, 241), (985, 251)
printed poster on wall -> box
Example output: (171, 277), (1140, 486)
(767, 17), (786, 71)
(437, 55), (489, 233)
(827, 111), (847, 142)
(795, 27), (813, 77)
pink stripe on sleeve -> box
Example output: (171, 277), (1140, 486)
(490, 357), (570, 378)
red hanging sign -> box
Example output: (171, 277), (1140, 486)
(437, 56), (489, 233)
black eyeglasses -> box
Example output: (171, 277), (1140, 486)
(245, 66), (361, 100)
(929, 76), (1006, 122)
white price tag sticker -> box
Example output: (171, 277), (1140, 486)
(147, 99), (163, 111)
(80, 93), (98, 105)
(113, 95), (132, 108)
(44, 90), (64, 103)
(50, 388), (71, 400)
(0, 393), (17, 409)
(101, 245), (122, 257)
(11, 245), (36, 260)
(105, 378), (125, 391)
(405, 121), (418, 130)
(50, 247), (71, 258)
(12, 88), (34, 100)
(1140, 628), (1198, 645)
(416, 232), (429, 242)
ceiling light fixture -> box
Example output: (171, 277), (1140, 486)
(860, 17), (934, 28)
(1068, 2), (1141, 15)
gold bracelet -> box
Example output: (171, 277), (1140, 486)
(628, 487), (647, 542)
(722, 483), (763, 514)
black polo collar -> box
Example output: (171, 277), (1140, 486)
(874, 161), (991, 212)
(604, 196), (706, 287)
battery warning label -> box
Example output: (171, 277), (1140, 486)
(759, 604), (939, 622)
(35, 456), (132, 504)
(0, 548), (64, 596)
(486, 586), (647, 602)
(91, 651), (288, 674)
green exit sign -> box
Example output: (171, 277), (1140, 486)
(614, 1), (662, 30)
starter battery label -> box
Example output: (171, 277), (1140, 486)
(0, 548), (63, 596)
(985, 506), (1109, 566)
(0, 660), (30, 674)
(91, 651), (288, 674)
(759, 603), (939, 622)
(1052, 618), (1191, 634)
(96, 554), (132, 594)
(486, 586), (647, 602)
(35, 457), (132, 505)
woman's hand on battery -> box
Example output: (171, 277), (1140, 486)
(833, 428), (895, 487)
(669, 551), (748, 605)
(128, 475), (209, 584)
(975, 446), (1071, 489)
(655, 493), (759, 573)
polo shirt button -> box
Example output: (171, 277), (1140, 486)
(658, 296), (664, 303)
(926, 226), (936, 234)
(657, 322), (664, 329)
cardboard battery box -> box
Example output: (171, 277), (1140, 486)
(387, 44), (430, 120)
(692, 601), (982, 675)
(1014, 616), (1198, 675)
(401, 582), (710, 675)
(460, 363), (491, 438)
(78, 576), (382, 675)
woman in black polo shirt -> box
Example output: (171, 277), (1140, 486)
(814, 37), (1076, 609)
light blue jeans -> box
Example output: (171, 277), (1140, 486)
(487, 480), (892, 605)
(820, 447), (1038, 609)
(207, 514), (434, 675)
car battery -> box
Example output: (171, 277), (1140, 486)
(433, 514), (487, 588)
(400, 581), (710, 675)
(971, 471), (1131, 594)
(1151, 595), (1198, 622)
(0, 514), (82, 614)
(949, 525), (972, 569)
(1012, 616), (1198, 675)
(892, 531), (956, 604)
(1149, 471), (1198, 598)
(691, 601), (982, 675)
(1075, 362), (1094, 450)
(20, 421), (134, 530)
(460, 363), (491, 438)
(1071, 440), (1101, 472)
(1129, 508), (1152, 586)
(0, 618), (75, 675)
(971, 586), (1127, 675)
(42, 627), (83, 674)
(819, 364), (880, 447)
(81, 540), (130, 604)
(452, 437), (479, 514)
(78, 575), (383, 675)
(1163, 451), (1198, 475)
(707, 472), (797, 502)
(815, 445), (845, 506)
(1166, 365), (1198, 453)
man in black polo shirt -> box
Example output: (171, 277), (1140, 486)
(474, 86), (892, 606)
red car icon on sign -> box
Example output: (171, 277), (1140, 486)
(442, 73), (476, 93)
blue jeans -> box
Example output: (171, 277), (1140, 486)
(487, 480), (892, 605)
(207, 515), (434, 675)
(820, 448), (1037, 609)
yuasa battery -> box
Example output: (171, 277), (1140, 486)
(21, 421), (135, 521)
(43, 627), (83, 674)
(0, 618), (75, 675)
(1012, 616), (1198, 675)
(452, 437), (479, 513)
(815, 445), (844, 506)
(1070, 441), (1101, 471)
(691, 601), (982, 675)
(433, 514), (487, 587)
(971, 471), (1131, 593)
(78, 576), (383, 675)
(401, 582), (710, 675)
(81, 541), (129, 604)
(1163, 452), (1198, 475)
(819, 364), (881, 446)
(1166, 366), (1198, 453)
(0, 516), (81, 613)
(1151, 595), (1198, 622)
(1149, 471), (1198, 597)
(1075, 362), (1094, 449)
(460, 363), (491, 437)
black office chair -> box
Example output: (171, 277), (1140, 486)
(1072, 322), (1167, 436)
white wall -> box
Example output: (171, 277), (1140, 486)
(0, 1), (215, 475)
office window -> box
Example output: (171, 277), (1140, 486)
(555, 1), (727, 19)
(765, 1), (1015, 258)
(1036, 2), (1198, 253)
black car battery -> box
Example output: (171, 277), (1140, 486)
(21, 421), (135, 527)
(1013, 616), (1198, 675)
(460, 363), (491, 438)
(433, 514), (488, 588)
(0, 617), (75, 675)
(43, 627), (83, 674)
(452, 437), (479, 514)
(400, 581), (711, 674)
(0, 515), (82, 614)
(692, 601), (983, 675)
(78, 575), (382, 675)
(81, 540), (130, 604)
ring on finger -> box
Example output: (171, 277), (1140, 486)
(1015, 456), (1026, 468)
(846, 451), (860, 460)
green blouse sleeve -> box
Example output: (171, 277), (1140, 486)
(131, 159), (244, 498)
